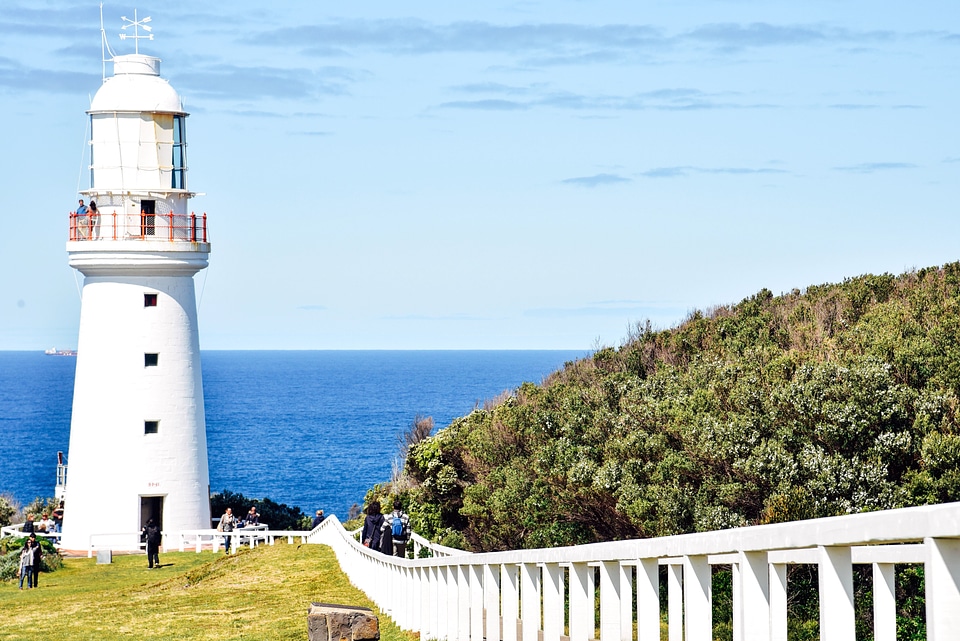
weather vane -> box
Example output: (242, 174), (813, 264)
(118, 9), (153, 54)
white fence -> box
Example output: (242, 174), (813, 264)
(308, 502), (960, 641)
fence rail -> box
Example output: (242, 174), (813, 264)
(68, 211), (208, 243)
(309, 502), (960, 641)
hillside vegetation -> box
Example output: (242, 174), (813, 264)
(395, 264), (960, 551)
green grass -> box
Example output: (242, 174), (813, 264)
(0, 542), (417, 641)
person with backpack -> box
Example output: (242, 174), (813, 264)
(142, 519), (162, 569)
(380, 498), (411, 558)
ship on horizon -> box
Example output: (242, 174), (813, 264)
(44, 347), (77, 356)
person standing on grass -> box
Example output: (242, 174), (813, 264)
(217, 507), (237, 550)
(143, 519), (162, 569)
(29, 534), (42, 587)
(18, 540), (35, 590)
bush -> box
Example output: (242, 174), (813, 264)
(0, 494), (16, 527)
(0, 537), (62, 581)
(209, 490), (306, 531)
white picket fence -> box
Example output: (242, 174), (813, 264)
(308, 502), (960, 641)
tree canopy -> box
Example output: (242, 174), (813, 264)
(389, 264), (960, 551)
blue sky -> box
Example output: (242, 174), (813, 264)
(1, 1), (957, 350)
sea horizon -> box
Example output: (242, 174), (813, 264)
(0, 349), (585, 519)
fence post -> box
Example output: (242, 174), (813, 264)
(502, 564), (519, 641)
(667, 563), (683, 641)
(637, 559), (659, 641)
(483, 563), (502, 641)
(542, 563), (563, 641)
(739, 551), (770, 641)
(520, 563), (540, 641)
(569, 562), (591, 641)
(458, 565), (471, 641)
(470, 565), (485, 641)
(818, 546), (854, 641)
(926, 537), (960, 641)
(873, 563), (895, 641)
(683, 555), (711, 641)
(599, 561), (622, 641)
(619, 563), (633, 641)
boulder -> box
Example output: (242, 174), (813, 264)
(308, 603), (380, 641)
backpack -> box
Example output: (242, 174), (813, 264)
(391, 512), (406, 538)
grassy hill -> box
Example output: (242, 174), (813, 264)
(0, 543), (415, 641)
(386, 264), (960, 551)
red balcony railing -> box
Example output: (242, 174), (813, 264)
(69, 210), (208, 243)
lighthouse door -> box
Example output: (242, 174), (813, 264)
(140, 495), (164, 530)
(141, 200), (156, 237)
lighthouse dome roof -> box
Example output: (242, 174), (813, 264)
(89, 54), (184, 114)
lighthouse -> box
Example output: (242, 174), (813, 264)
(59, 21), (211, 551)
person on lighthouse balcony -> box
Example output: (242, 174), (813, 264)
(76, 199), (88, 239)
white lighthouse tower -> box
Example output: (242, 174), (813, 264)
(60, 17), (211, 551)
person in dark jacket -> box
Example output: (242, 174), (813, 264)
(142, 519), (162, 569)
(361, 502), (384, 553)
(29, 534), (42, 587)
(312, 510), (326, 528)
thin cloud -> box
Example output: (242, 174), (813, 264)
(438, 88), (776, 113)
(298, 305), (327, 311)
(255, 20), (665, 56)
(450, 82), (536, 95)
(834, 162), (918, 173)
(248, 19), (929, 63)
(639, 166), (788, 178)
(561, 173), (631, 188)
(685, 22), (896, 50)
(439, 99), (529, 111)
(525, 301), (685, 318)
(174, 65), (359, 100)
(0, 59), (98, 94)
(383, 313), (497, 321)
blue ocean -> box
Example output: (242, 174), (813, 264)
(0, 350), (583, 519)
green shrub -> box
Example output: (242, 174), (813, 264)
(209, 490), (306, 531)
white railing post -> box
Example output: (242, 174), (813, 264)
(520, 562), (540, 641)
(872, 563), (895, 641)
(420, 567), (434, 641)
(667, 563), (683, 641)
(569, 562), (592, 641)
(619, 563), (633, 641)
(637, 559), (659, 641)
(818, 546), (854, 641)
(447, 565), (460, 641)
(926, 537), (960, 641)
(739, 551), (770, 641)
(542, 563), (564, 641)
(470, 565), (485, 641)
(411, 565), (422, 633)
(458, 565), (471, 641)
(769, 563), (787, 641)
(436, 565), (450, 641)
(483, 563), (502, 641)
(408, 566), (419, 632)
(683, 555), (711, 641)
(501, 564), (519, 641)
(599, 561), (622, 641)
